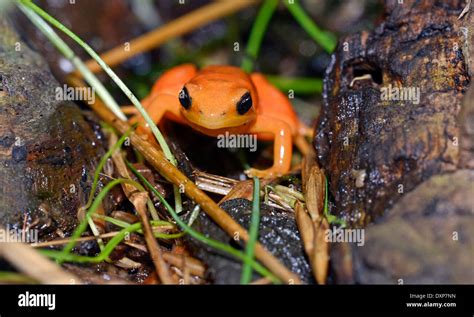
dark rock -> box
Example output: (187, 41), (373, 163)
(351, 170), (474, 284)
(185, 198), (313, 284)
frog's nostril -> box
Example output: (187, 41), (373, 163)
(220, 111), (226, 116)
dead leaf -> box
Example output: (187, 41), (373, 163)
(295, 202), (314, 256)
(219, 178), (272, 204)
(295, 202), (329, 284)
(312, 218), (329, 285)
(458, 0), (471, 19)
(302, 146), (326, 221)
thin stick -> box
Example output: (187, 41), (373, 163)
(131, 192), (173, 284)
(16, 1), (126, 120)
(77, 0), (259, 74)
(0, 226), (82, 284)
(19, 0), (175, 165)
(31, 231), (120, 248)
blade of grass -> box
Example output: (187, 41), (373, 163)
(85, 125), (136, 209)
(283, 0), (337, 53)
(127, 161), (281, 284)
(323, 176), (346, 227)
(0, 272), (37, 284)
(16, 2), (126, 121)
(41, 223), (142, 263)
(61, 178), (146, 258)
(241, 0), (279, 73)
(18, 0), (173, 163)
(18, 0), (183, 213)
(94, 215), (184, 239)
(240, 177), (261, 284)
(78, 0), (259, 73)
(266, 75), (323, 95)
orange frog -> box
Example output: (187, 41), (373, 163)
(130, 64), (310, 178)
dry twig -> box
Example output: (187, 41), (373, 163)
(131, 192), (173, 284)
(0, 226), (82, 284)
(76, 0), (259, 74)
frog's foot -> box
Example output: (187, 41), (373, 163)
(244, 167), (282, 179)
(120, 105), (139, 115)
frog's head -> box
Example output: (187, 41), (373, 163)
(177, 69), (257, 130)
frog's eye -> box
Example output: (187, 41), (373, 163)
(236, 92), (252, 115)
(179, 86), (192, 110)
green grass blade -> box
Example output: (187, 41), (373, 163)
(18, 0), (183, 213)
(85, 125), (136, 209)
(283, 0), (337, 53)
(241, 0), (279, 73)
(240, 177), (261, 284)
(16, 1), (126, 121)
(266, 75), (323, 95)
(60, 178), (145, 260)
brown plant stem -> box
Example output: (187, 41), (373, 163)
(131, 192), (173, 284)
(76, 0), (259, 75)
(0, 226), (82, 284)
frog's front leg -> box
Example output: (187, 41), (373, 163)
(130, 93), (186, 140)
(245, 115), (293, 178)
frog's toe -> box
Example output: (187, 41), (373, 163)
(244, 167), (280, 179)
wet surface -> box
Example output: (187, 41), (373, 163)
(351, 170), (474, 284)
(315, 0), (470, 226)
(186, 198), (313, 284)
(317, 0), (474, 284)
(0, 17), (105, 239)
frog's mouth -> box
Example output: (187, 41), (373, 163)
(182, 111), (256, 130)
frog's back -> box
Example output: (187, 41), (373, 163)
(250, 73), (299, 136)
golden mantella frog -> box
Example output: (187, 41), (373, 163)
(130, 64), (310, 178)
